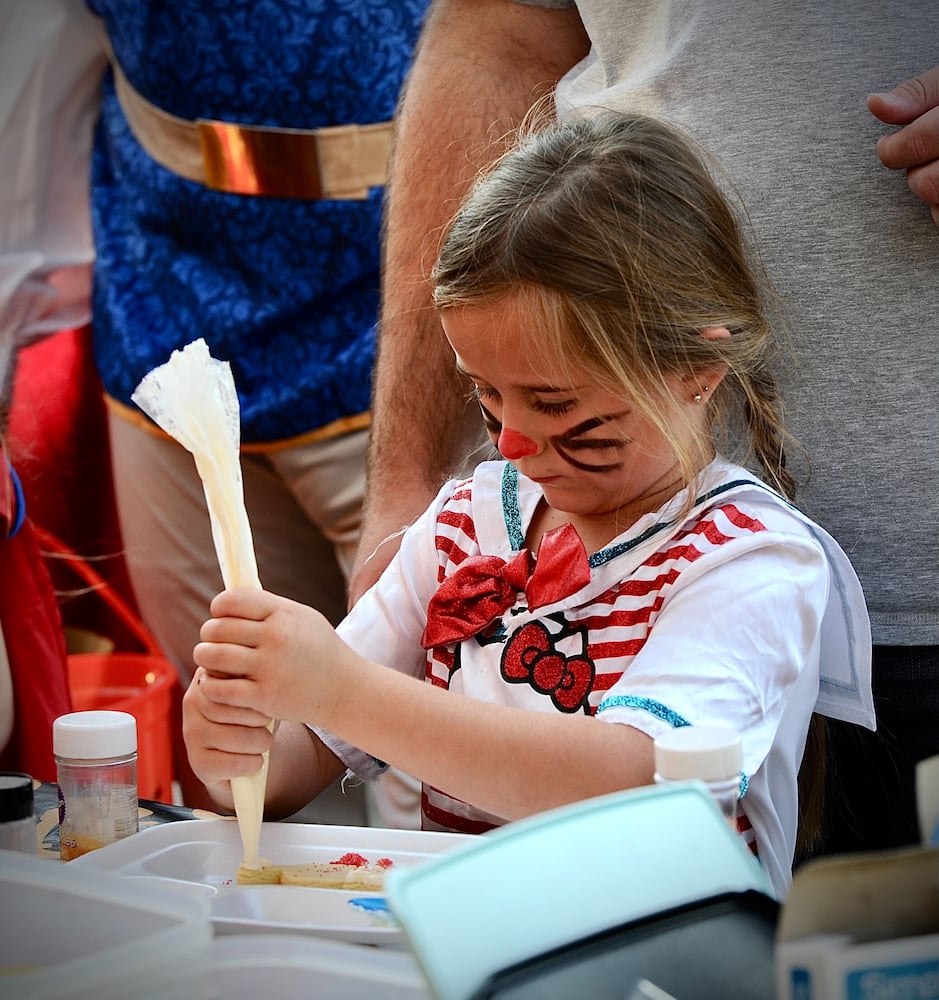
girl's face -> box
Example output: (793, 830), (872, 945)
(441, 293), (713, 535)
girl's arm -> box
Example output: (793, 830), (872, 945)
(195, 588), (656, 821)
(320, 651), (656, 820)
(195, 531), (830, 823)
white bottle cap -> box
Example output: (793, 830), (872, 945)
(53, 711), (137, 760)
(653, 726), (742, 782)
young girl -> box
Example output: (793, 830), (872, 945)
(185, 112), (874, 898)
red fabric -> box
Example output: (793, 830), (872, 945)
(7, 326), (138, 642)
(421, 522), (592, 648)
(0, 519), (72, 781)
(1, 325), (136, 779)
(8, 328), (111, 549)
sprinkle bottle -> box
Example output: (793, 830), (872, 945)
(54, 710), (139, 861)
(653, 726), (743, 827)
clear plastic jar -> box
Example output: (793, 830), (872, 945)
(653, 726), (743, 827)
(0, 771), (35, 853)
(53, 710), (139, 861)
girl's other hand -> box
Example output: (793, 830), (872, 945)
(180, 664), (275, 810)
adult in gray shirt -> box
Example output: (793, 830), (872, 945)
(352, 0), (939, 858)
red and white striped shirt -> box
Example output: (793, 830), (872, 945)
(327, 457), (871, 898)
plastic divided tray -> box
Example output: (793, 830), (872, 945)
(138, 933), (433, 1000)
(0, 848), (212, 999)
(69, 819), (474, 946)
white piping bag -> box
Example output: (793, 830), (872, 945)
(132, 338), (271, 869)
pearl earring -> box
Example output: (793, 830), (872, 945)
(693, 385), (710, 404)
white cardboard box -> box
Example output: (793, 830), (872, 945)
(775, 845), (939, 1000)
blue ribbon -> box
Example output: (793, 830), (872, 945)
(5, 458), (25, 538)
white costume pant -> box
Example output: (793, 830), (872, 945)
(108, 410), (420, 829)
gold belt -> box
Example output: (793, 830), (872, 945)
(112, 61), (393, 200)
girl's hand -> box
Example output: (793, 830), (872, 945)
(181, 665), (275, 809)
(192, 588), (357, 730)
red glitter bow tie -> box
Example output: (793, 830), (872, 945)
(420, 522), (591, 649)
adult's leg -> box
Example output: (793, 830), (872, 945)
(108, 413), (363, 818)
(270, 430), (422, 829)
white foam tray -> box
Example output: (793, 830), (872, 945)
(70, 819), (473, 945)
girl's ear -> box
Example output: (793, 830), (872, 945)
(686, 326), (731, 402)
(699, 326), (731, 343)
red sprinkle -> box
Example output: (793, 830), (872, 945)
(331, 852), (368, 867)
(376, 858), (395, 869)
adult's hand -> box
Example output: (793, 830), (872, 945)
(868, 65), (939, 226)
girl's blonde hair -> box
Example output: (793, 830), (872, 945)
(433, 110), (795, 502)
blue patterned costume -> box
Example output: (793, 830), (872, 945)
(87, 0), (427, 444)
(73, 1), (429, 823)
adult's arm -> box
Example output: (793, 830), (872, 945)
(869, 65), (939, 226)
(349, 0), (589, 604)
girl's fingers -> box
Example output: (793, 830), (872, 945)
(199, 614), (263, 646)
(209, 587), (278, 621)
(198, 671), (272, 721)
(196, 686), (270, 728)
(203, 719), (272, 757)
(194, 639), (257, 678)
(197, 746), (269, 783)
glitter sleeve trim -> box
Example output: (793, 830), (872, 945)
(596, 694), (692, 728)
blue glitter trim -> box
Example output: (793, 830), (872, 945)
(590, 479), (767, 567)
(596, 694), (692, 728)
(502, 463), (525, 550)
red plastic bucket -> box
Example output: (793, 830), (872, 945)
(34, 526), (181, 803)
(67, 652), (178, 802)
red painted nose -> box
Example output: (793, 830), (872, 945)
(498, 427), (538, 459)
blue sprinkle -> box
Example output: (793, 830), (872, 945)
(348, 896), (397, 926)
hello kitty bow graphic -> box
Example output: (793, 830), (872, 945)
(500, 618), (595, 713)
(420, 523), (592, 649)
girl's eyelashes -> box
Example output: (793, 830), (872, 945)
(477, 401), (502, 436)
(531, 397), (576, 416)
(471, 383), (498, 402)
(470, 383), (576, 416)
